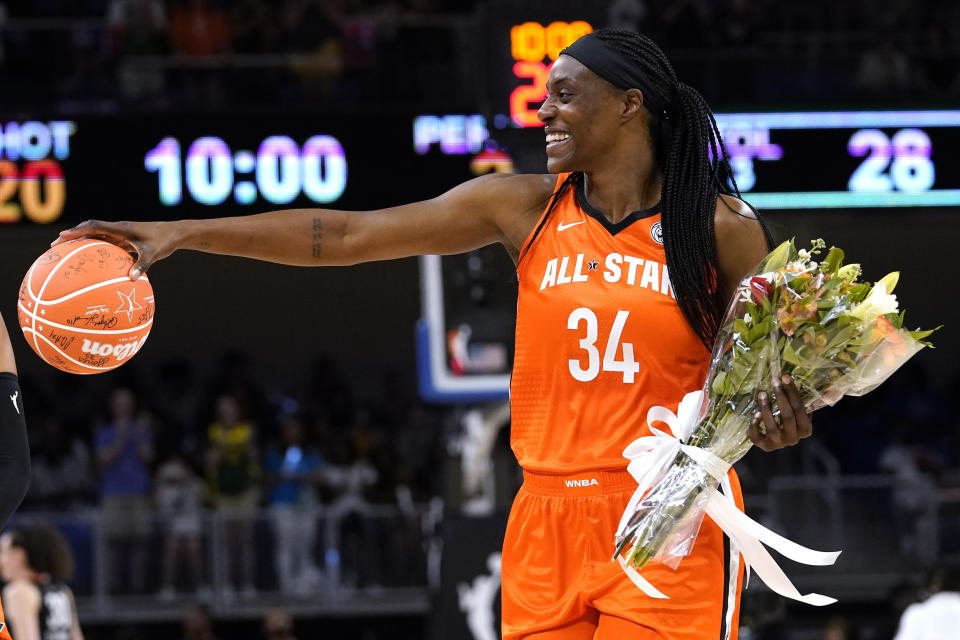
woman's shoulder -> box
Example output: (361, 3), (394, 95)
(2, 578), (41, 606)
(715, 193), (758, 223)
(713, 194), (770, 299)
(457, 172), (558, 209)
(714, 193), (766, 245)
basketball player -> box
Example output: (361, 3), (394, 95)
(58, 30), (813, 639)
(0, 525), (84, 640)
(0, 312), (33, 639)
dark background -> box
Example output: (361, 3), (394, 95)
(2, 1), (960, 639)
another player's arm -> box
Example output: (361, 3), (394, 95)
(0, 313), (30, 530)
(1, 581), (41, 640)
(714, 195), (813, 451)
(55, 173), (555, 277)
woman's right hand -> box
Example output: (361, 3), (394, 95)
(52, 219), (178, 280)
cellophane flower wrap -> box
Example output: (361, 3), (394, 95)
(615, 238), (939, 573)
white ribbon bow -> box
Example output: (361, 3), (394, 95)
(616, 390), (841, 607)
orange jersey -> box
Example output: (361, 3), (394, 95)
(0, 594), (11, 640)
(511, 173), (711, 473)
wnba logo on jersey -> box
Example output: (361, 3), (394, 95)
(650, 221), (663, 244)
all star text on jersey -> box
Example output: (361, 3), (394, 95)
(539, 253), (676, 298)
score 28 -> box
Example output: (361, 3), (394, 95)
(509, 21), (593, 127)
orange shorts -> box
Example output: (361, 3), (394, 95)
(501, 469), (744, 640)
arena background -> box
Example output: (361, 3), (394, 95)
(1, 1), (958, 639)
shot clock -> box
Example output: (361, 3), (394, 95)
(478, 0), (606, 129)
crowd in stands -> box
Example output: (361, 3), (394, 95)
(0, 0), (957, 112)
(15, 350), (447, 598)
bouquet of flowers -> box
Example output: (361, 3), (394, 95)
(614, 238), (938, 605)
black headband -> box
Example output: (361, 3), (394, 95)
(560, 33), (670, 120)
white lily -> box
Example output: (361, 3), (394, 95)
(851, 280), (899, 323)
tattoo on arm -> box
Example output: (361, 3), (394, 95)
(311, 218), (322, 259)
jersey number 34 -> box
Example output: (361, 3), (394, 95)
(567, 308), (639, 383)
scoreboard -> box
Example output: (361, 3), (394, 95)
(2, 108), (959, 228)
(715, 110), (960, 209)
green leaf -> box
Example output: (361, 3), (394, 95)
(823, 323), (861, 352)
(781, 340), (802, 366)
(909, 325), (942, 347)
(763, 239), (793, 273)
(822, 247), (844, 275)
(847, 283), (871, 303)
(734, 319), (749, 336)
(711, 370), (728, 395)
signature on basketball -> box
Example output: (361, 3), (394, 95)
(65, 314), (119, 329)
(78, 353), (110, 367)
(47, 331), (76, 350)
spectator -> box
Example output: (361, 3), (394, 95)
(181, 603), (218, 640)
(660, 0), (713, 48)
(855, 37), (911, 97)
(879, 423), (940, 562)
(153, 358), (204, 468)
(231, 0), (283, 54)
(108, 0), (166, 54)
(916, 25), (959, 98)
(25, 415), (94, 510)
(95, 386), (154, 594)
(205, 393), (260, 599)
(823, 616), (857, 640)
(607, 0), (647, 32)
(155, 453), (208, 600)
(894, 565), (960, 639)
(0, 2), (8, 67)
(107, 0), (167, 101)
(261, 608), (296, 640)
(169, 0), (230, 56)
(264, 415), (323, 596)
(326, 430), (379, 588)
(281, 0), (343, 95)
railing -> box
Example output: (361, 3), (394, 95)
(8, 499), (442, 622)
(12, 473), (960, 621)
(748, 474), (960, 601)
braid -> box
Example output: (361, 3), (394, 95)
(587, 29), (774, 350)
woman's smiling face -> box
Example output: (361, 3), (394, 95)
(537, 55), (630, 174)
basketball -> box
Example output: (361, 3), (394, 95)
(16, 239), (155, 375)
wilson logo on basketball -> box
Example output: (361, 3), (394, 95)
(80, 337), (147, 361)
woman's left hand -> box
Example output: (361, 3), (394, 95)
(747, 375), (814, 451)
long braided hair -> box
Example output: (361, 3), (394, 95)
(543, 30), (773, 351)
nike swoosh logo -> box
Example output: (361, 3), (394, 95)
(557, 220), (585, 232)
